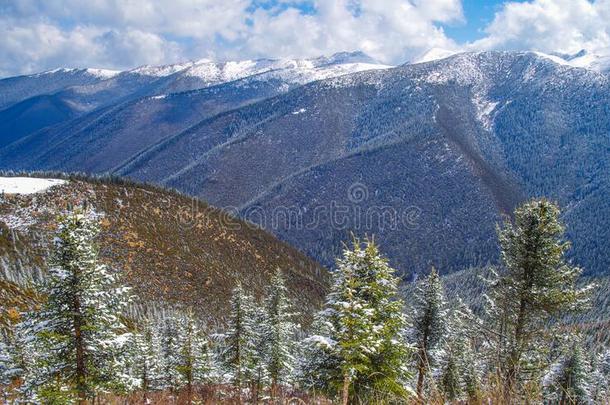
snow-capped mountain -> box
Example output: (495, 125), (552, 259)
(1, 50), (609, 278)
(0, 52), (391, 148)
(414, 47), (610, 73)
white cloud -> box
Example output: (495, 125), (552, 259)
(0, 0), (464, 76)
(469, 0), (610, 55)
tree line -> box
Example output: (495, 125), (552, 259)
(1, 198), (609, 404)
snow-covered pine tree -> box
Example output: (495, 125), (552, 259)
(248, 303), (268, 403)
(440, 350), (460, 402)
(545, 343), (590, 404)
(491, 199), (592, 397)
(411, 267), (446, 401)
(263, 269), (297, 399)
(158, 315), (183, 392)
(438, 303), (481, 403)
(126, 320), (163, 400)
(296, 314), (342, 396)
(590, 349), (609, 401)
(192, 327), (215, 386)
(177, 311), (214, 403)
(0, 325), (30, 402)
(303, 238), (411, 404)
(31, 212), (131, 403)
(222, 283), (258, 400)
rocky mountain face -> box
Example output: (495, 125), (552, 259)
(0, 51), (608, 277)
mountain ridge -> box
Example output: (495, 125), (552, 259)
(0, 50), (608, 278)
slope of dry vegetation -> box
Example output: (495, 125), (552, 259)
(0, 176), (328, 326)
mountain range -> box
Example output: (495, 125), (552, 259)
(0, 50), (608, 278)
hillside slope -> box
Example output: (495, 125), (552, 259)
(0, 175), (328, 325)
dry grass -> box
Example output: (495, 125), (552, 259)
(0, 179), (329, 329)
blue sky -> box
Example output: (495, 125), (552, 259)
(0, 0), (608, 77)
(443, 0), (508, 42)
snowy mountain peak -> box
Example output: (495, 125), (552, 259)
(413, 48), (459, 64)
(316, 51), (381, 66)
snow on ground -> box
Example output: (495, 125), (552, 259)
(0, 177), (67, 195)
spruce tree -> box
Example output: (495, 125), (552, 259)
(159, 315), (183, 392)
(263, 269), (296, 398)
(411, 268), (446, 401)
(545, 343), (590, 404)
(126, 321), (163, 400)
(590, 349), (609, 401)
(31, 212), (131, 403)
(491, 199), (592, 397)
(222, 283), (258, 401)
(0, 324), (32, 402)
(177, 312), (214, 403)
(303, 238), (411, 404)
(440, 351), (461, 402)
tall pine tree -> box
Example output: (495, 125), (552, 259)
(263, 269), (297, 399)
(490, 199), (591, 398)
(411, 268), (446, 401)
(31, 212), (131, 403)
(222, 283), (258, 402)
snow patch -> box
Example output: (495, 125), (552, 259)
(292, 108), (306, 115)
(472, 94), (498, 131)
(84, 68), (121, 79)
(0, 177), (67, 195)
(414, 48), (458, 64)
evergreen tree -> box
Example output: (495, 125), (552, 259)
(248, 303), (268, 403)
(303, 238), (411, 404)
(490, 199), (592, 397)
(30, 212), (131, 403)
(590, 349), (610, 401)
(177, 312), (214, 403)
(222, 283), (258, 400)
(158, 315), (183, 392)
(411, 268), (446, 401)
(263, 269), (297, 398)
(545, 343), (590, 404)
(440, 351), (461, 402)
(439, 304), (480, 403)
(297, 315), (342, 396)
(126, 321), (163, 398)
(0, 324), (32, 402)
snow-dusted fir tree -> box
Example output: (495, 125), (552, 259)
(440, 350), (460, 402)
(126, 320), (163, 398)
(31, 212), (131, 403)
(222, 283), (258, 396)
(437, 305), (479, 403)
(303, 238), (411, 404)
(249, 303), (269, 403)
(297, 314), (342, 396)
(590, 349), (610, 401)
(489, 199), (592, 397)
(411, 267), (446, 401)
(544, 343), (590, 404)
(177, 312), (214, 402)
(263, 269), (297, 398)
(158, 315), (183, 392)
(0, 324), (32, 402)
